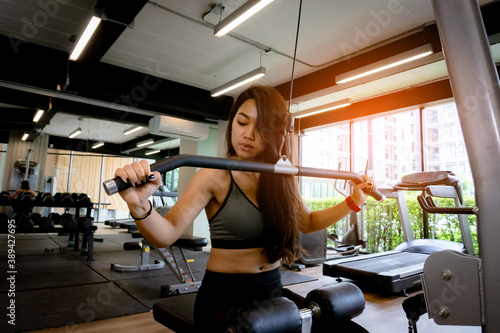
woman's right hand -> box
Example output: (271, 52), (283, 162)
(114, 160), (162, 205)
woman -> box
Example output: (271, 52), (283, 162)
(11, 180), (37, 199)
(114, 85), (375, 331)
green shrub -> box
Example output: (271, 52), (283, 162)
(303, 194), (478, 254)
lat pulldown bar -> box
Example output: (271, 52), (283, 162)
(103, 154), (385, 202)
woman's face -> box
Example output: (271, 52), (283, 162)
(230, 99), (265, 161)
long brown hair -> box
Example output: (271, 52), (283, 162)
(226, 85), (303, 264)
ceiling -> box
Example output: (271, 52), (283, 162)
(0, 0), (499, 158)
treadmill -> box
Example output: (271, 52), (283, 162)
(323, 171), (474, 294)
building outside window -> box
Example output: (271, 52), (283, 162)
(300, 101), (473, 198)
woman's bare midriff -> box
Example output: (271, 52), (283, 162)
(207, 247), (280, 273)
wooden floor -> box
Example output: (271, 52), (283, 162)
(31, 226), (480, 333)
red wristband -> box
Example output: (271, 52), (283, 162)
(345, 196), (361, 212)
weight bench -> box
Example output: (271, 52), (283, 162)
(153, 293), (197, 333)
(111, 232), (208, 296)
(153, 283), (368, 333)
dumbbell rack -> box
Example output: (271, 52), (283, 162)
(0, 192), (97, 260)
(112, 233), (207, 297)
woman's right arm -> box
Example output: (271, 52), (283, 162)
(114, 160), (216, 248)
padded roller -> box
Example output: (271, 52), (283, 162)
(304, 283), (365, 327)
(228, 297), (301, 333)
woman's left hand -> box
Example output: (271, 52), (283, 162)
(351, 175), (376, 206)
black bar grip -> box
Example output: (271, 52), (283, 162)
(103, 154), (385, 202)
(417, 195), (477, 215)
(103, 155), (276, 196)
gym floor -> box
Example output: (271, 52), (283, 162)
(14, 224), (479, 333)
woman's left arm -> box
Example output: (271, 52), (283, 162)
(299, 175), (376, 234)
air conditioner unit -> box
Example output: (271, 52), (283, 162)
(149, 115), (209, 141)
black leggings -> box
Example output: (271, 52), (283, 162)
(193, 268), (284, 332)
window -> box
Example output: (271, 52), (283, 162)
(444, 104), (456, 119)
(337, 134), (349, 152)
(446, 163), (457, 173)
(301, 123), (351, 200)
(428, 147), (440, 162)
(428, 128), (439, 142)
(444, 124), (455, 140)
(299, 101), (473, 199)
(445, 144), (457, 159)
(458, 143), (465, 158)
(427, 109), (438, 124)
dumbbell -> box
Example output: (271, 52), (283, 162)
(39, 216), (55, 231)
(33, 193), (44, 205)
(52, 192), (63, 204)
(18, 215), (34, 231)
(48, 212), (61, 225)
(0, 191), (10, 205)
(60, 193), (74, 205)
(227, 283), (366, 333)
(30, 212), (42, 226)
(61, 213), (77, 230)
(71, 193), (79, 202)
(77, 216), (94, 229)
(0, 212), (8, 233)
(79, 196), (92, 206)
(41, 192), (55, 205)
(19, 192), (34, 200)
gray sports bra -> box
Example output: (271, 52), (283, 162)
(208, 171), (265, 249)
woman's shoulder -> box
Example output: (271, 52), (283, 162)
(188, 168), (230, 197)
(199, 168), (229, 181)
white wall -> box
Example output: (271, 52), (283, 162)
(178, 125), (225, 239)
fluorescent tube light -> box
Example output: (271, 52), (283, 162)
(69, 127), (82, 138)
(145, 149), (161, 155)
(214, 0), (274, 37)
(69, 16), (102, 61)
(294, 99), (352, 119)
(33, 109), (44, 122)
(137, 139), (154, 147)
(211, 67), (266, 97)
(91, 141), (105, 149)
(123, 125), (144, 135)
(335, 44), (434, 84)
(21, 133), (29, 141)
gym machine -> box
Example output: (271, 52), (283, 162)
(399, 1), (500, 332)
(111, 231), (208, 297)
(323, 170), (475, 294)
(103, 154), (385, 202)
(153, 281), (367, 333)
(105, 185), (176, 230)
